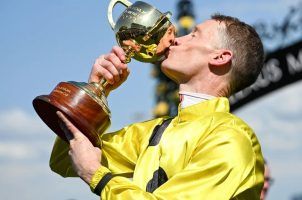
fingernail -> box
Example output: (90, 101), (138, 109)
(57, 116), (74, 141)
(58, 119), (67, 132)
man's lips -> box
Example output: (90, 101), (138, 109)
(164, 48), (170, 58)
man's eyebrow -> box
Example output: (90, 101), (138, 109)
(192, 26), (201, 34)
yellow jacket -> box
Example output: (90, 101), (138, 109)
(50, 97), (264, 199)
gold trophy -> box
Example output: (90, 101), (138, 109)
(32, 0), (173, 147)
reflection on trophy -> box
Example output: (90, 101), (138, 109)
(32, 0), (174, 147)
(108, 0), (173, 63)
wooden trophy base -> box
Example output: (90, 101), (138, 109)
(32, 81), (111, 147)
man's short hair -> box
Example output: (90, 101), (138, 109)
(211, 14), (264, 95)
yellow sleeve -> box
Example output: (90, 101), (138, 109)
(100, 124), (146, 176)
(49, 137), (77, 177)
(90, 126), (264, 200)
(49, 118), (163, 178)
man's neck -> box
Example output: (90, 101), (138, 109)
(179, 77), (229, 97)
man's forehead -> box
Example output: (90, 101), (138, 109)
(198, 19), (221, 27)
(196, 19), (222, 32)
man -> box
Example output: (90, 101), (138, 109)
(50, 14), (265, 199)
(261, 161), (273, 200)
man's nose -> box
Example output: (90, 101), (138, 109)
(173, 34), (189, 46)
(173, 37), (180, 45)
(174, 37), (183, 46)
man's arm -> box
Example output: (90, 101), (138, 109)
(49, 46), (132, 177)
(57, 113), (264, 199)
(49, 116), (158, 178)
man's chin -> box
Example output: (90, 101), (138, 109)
(160, 67), (179, 84)
(160, 61), (174, 77)
(160, 57), (170, 68)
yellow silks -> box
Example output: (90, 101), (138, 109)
(50, 97), (264, 200)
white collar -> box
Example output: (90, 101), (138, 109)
(179, 91), (216, 109)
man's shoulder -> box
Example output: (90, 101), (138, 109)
(119, 117), (170, 135)
(180, 110), (256, 146)
(203, 111), (254, 135)
(196, 111), (261, 156)
(203, 110), (263, 164)
(131, 117), (170, 127)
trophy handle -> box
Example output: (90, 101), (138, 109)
(107, 0), (132, 30)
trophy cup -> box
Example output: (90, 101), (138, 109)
(32, 0), (173, 147)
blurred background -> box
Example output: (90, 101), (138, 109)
(0, 0), (302, 199)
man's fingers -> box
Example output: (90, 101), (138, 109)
(100, 57), (121, 83)
(90, 54), (127, 84)
(58, 119), (73, 141)
(88, 47), (129, 91)
(120, 68), (130, 81)
(111, 46), (126, 62)
(96, 64), (115, 84)
(57, 111), (83, 141)
(94, 147), (102, 156)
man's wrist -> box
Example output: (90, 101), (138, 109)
(80, 162), (101, 185)
(89, 166), (112, 192)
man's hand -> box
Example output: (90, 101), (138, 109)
(89, 46), (130, 92)
(57, 111), (101, 184)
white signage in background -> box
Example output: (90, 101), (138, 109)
(230, 43), (302, 109)
(287, 49), (302, 75)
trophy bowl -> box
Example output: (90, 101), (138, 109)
(108, 0), (173, 63)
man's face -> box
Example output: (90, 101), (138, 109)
(161, 20), (221, 83)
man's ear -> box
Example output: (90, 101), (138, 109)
(209, 49), (233, 67)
